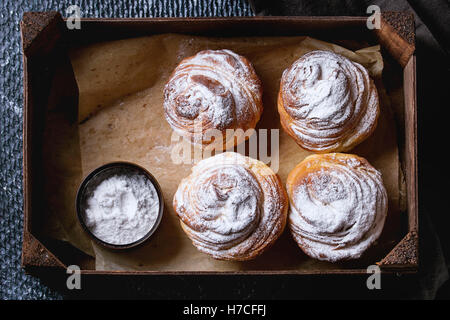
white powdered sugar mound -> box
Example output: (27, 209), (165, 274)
(288, 154), (387, 262)
(174, 152), (286, 260)
(188, 164), (262, 249)
(83, 172), (160, 245)
(164, 49), (262, 146)
(281, 50), (379, 151)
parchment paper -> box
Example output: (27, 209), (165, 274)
(42, 34), (404, 271)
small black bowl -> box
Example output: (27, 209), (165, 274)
(75, 161), (164, 250)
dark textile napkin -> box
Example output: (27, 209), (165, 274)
(1, 0), (448, 299)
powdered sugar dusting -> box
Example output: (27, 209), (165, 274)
(164, 50), (262, 147)
(280, 50), (379, 152)
(288, 154), (387, 262)
(174, 152), (287, 260)
(83, 173), (160, 245)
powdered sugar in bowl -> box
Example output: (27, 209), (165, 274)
(76, 162), (164, 249)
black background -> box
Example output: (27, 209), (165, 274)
(1, 0), (449, 300)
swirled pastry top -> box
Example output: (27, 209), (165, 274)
(164, 49), (263, 148)
(287, 153), (387, 262)
(173, 152), (288, 261)
(278, 50), (379, 152)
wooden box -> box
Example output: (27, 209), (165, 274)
(21, 12), (418, 276)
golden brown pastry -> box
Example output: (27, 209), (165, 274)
(278, 50), (380, 153)
(286, 153), (387, 262)
(173, 152), (288, 261)
(164, 49), (263, 150)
